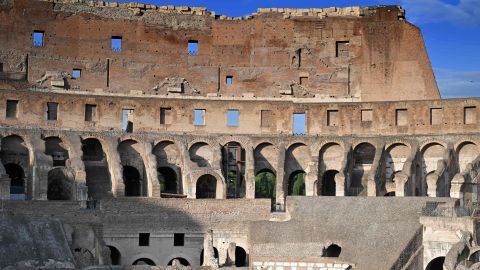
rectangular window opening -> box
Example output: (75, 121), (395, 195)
(33, 31), (44, 47)
(226, 76), (233, 85)
(85, 104), (96, 122)
(174, 233), (185, 246)
(227, 109), (239, 127)
(261, 110), (273, 128)
(293, 112), (306, 135)
(299, 76), (309, 86)
(160, 107), (172, 125)
(0, 63), (3, 72)
(464, 106), (477, 125)
(194, 109), (205, 126)
(72, 69), (81, 79)
(111, 36), (122, 52)
(6, 100), (18, 119)
(361, 109), (373, 122)
(46, 102), (58, 121)
(139, 233), (150, 246)
(395, 109), (408, 126)
(336, 41), (349, 57)
(188, 40), (198, 56)
(430, 108), (443, 125)
(122, 109), (134, 132)
(327, 110), (339, 127)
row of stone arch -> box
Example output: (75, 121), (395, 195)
(1, 133), (478, 201)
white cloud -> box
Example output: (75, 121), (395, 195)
(434, 68), (480, 98)
(401, 0), (480, 25)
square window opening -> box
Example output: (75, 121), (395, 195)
(430, 108), (443, 125)
(261, 110), (273, 128)
(464, 106), (477, 125)
(33, 31), (44, 47)
(293, 113), (306, 135)
(174, 233), (185, 246)
(111, 36), (122, 52)
(139, 233), (150, 246)
(160, 107), (172, 125)
(226, 76), (233, 85)
(85, 104), (96, 122)
(6, 100), (18, 119)
(188, 40), (198, 56)
(46, 102), (58, 121)
(227, 109), (239, 127)
(0, 63), (3, 72)
(194, 109), (205, 126)
(72, 69), (81, 79)
(395, 109), (408, 126)
(122, 109), (134, 132)
(361, 109), (373, 122)
(327, 110), (339, 127)
(336, 41), (349, 57)
(299, 76), (309, 86)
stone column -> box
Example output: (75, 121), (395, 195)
(275, 143), (286, 210)
(179, 140), (194, 198)
(28, 135), (51, 200)
(305, 152), (318, 196)
(0, 175), (10, 200)
(104, 137), (124, 197)
(64, 135), (87, 201)
(142, 141), (160, 198)
(244, 145), (255, 199)
(202, 230), (219, 268)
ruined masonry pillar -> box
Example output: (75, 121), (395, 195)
(64, 135), (87, 201)
(275, 143), (286, 210)
(245, 146), (255, 199)
(305, 154), (318, 196)
(180, 141), (194, 198)
(0, 175), (10, 200)
(142, 141), (160, 198)
(104, 137), (125, 197)
(28, 135), (50, 200)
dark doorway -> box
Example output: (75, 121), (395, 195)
(158, 167), (178, 194)
(425, 256), (445, 270)
(235, 246), (247, 267)
(200, 247), (219, 265)
(324, 244), (341, 257)
(288, 170), (305, 196)
(123, 166), (141, 197)
(5, 163), (25, 197)
(222, 142), (245, 199)
(107, 246), (121, 265)
(47, 168), (73, 200)
(322, 170), (338, 196)
(196, 174), (217, 199)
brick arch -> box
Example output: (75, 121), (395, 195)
(420, 140), (448, 152)
(187, 138), (217, 150)
(385, 141), (412, 151)
(191, 170), (226, 199)
(312, 140), (345, 155)
(217, 136), (252, 148)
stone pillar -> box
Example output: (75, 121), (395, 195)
(394, 172), (409, 197)
(427, 172), (439, 197)
(28, 135), (51, 200)
(305, 153), (318, 196)
(142, 141), (160, 198)
(64, 135), (87, 201)
(0, 174), (10, 200)
(275, 143), (286, 210)
(180, 141), (194, 198)
(104, 137), (124, 197)
(244, 146), (255, 199)
(334, 173), (346, 196)
(202, 230), (218, 268)
(225, 242), (236, 266)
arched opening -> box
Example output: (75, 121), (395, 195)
(255, 169), (276, 200)
(385, 143), (409, 182)
(189, 142), (213, 167)
(322, 170), (338, 196)
(118, 140), (147, 197)
(158, 166), (178, 194)
(222, 142), (245, 199)
(235, 246), (247, 267)
(254, 143), (277, 177)
(425, 256), (445, 270)
(288, 170), (305, 196)
(469, 250), (480, 264)
(168, 258), (190, 266)
(5, 163), (25, 200)
(107, 246), (121, 265)
(82, 138), (112, 199)
(351, 143), (376, 196)
(200, 247), (219, 265)
(132, 258), (155, 266)
(457, 142), (479, 173)
(123, 166), (141, 197)
(324, 244), (341, 257)
(44, 137), (69, 167)
(47, 167), (74, 200)
(196, 174), (217, 199)
(385, 191), (395, 196)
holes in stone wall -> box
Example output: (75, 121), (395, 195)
(464, 106), (477, 124)
(395, 109), (408, 126)
(122, 109), (134, 132)
(292, 112), (306, 135)
(33, 30), (44, 47)
(188, 40), (198, 56)
(160, 107), (171, 125)
(327, 110), (338, 127)
(299, 76), (308, 86)
(173, 233), (185, 246)
(111, 36), (122, 52)
(0, 62), (3, 72)
(336, 41), (349, 57)
(84, 104), (96, 122)
(430, 108), (443, 125)
(72, 69), (81, 79)
(139, 233), (150, 246)
(46, 102), (58, 121)
(6, 100), (18, 119)
(361, 109), (373, 122)
(261, 110), (273, 128)
(226, 76), (233, 85)
(194, 109), (205, 126)
(227, 109), (239, 127)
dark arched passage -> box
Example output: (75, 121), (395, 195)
(132, 258), (155, 265)
(322, 170), (338, 196)
(200, 247), (219, 265)
(235, 246), (247, 267)
(324, 244), (341, 257)
(168, 258), (190, 266)
(255, 169), (276, 199)
(196, 174), (217, 199)
(47, 167), (74, 200)
(425, 256), (445, 270)
(123, 166), (141, 197)
(5, 163), (25, 199)
(222, 142), (245, 199)
(82, 138), (112, 199)
(107, 246), (121, 265)
(288, 170), (305, 196)
(158, 166), (178, 194)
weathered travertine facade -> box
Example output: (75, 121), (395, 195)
(0, 0), (478, 269)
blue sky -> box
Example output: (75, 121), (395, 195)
(113, 0), (479, 98)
